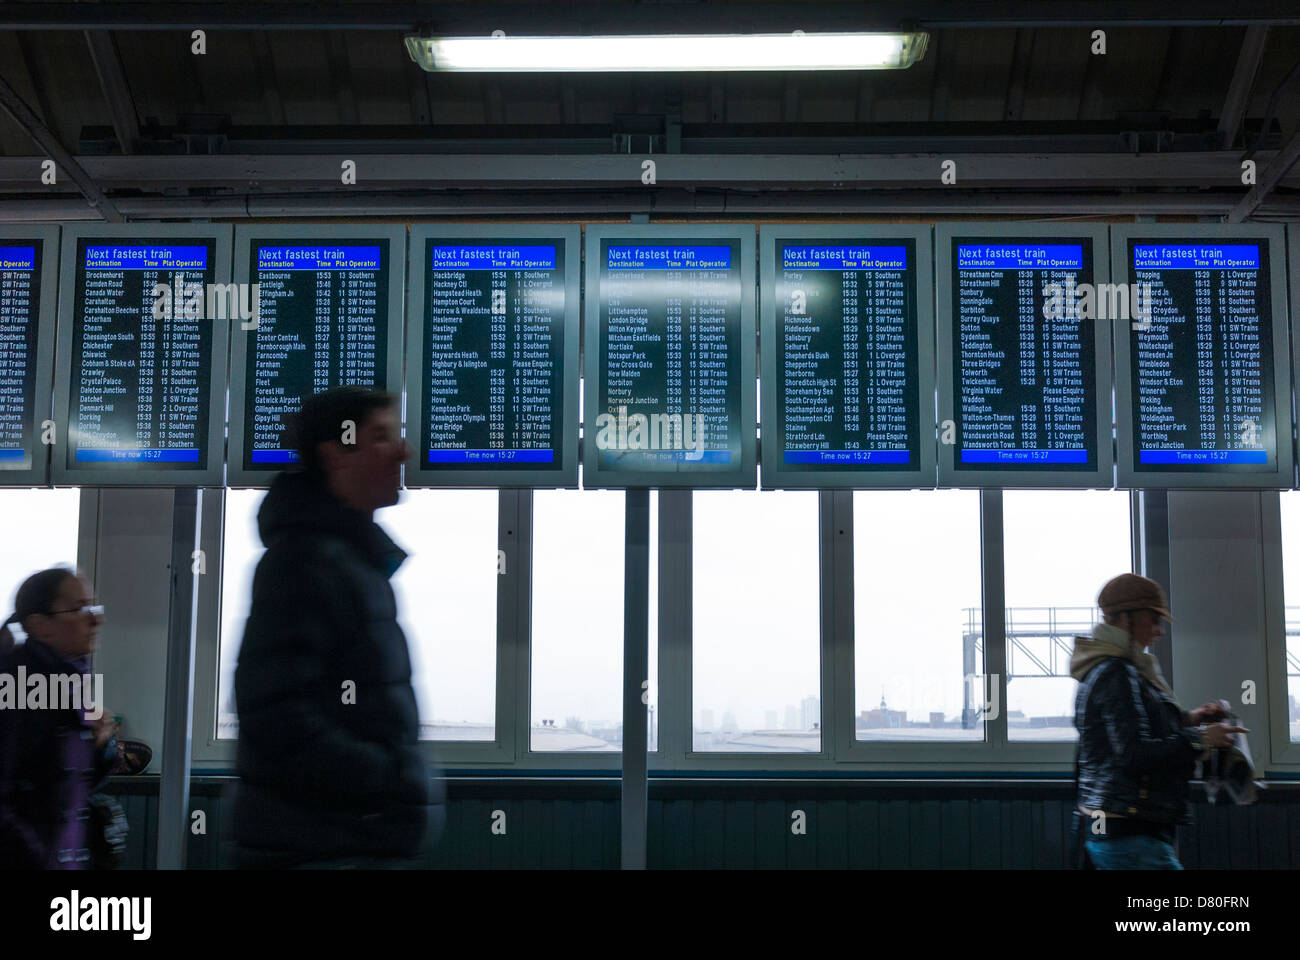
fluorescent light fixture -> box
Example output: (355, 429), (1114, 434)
(404, 32), (928, 72)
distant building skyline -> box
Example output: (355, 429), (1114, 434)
(801, 695), (820, 731)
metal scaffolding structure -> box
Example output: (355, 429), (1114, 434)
(958, 604), (1300, 728)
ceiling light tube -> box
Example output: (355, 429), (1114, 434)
(405, 32), (929, 72)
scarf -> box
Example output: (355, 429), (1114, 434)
(1069, 621), (1177, 700)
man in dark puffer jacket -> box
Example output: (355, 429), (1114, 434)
(230, 387), (430, 868)
(1071, 574), (1244, 869)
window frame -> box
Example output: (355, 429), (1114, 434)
(1261, 492), (1300, 766)
(192, 488), (522, 769)
(837, 490), (1076, 770)
(182, 478), (1300, 776)
(669, 488), (831, 771)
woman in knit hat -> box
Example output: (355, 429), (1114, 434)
(1071, 573), (1244, 869)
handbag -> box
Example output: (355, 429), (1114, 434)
(109, 737), (153, 776)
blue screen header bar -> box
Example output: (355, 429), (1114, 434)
(430, 245), (557, 270)
(780, 246), (909, 270)
(83, 246), (210, 270)
(1132, 244), (1261, 270)
(605, 245), (732, 270)
(956, 244), (1084, 270)
(257, 245), (383, 270)
(0, 247), (37, 270)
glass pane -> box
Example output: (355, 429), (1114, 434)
(693, 489), (819, 752)
(218, 488), (499, 741)
(647, 492), (659, 752)
(217, 489), (261, 739)
(1278, 492), (1300, 742)
(1003, 490), (1131, 741)
(393, 490), (498, 740)
(531, 486), (659, 752)
(855, 490), (984, 741)
(0, 488), (82, 619)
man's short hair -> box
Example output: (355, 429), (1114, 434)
(288, 386), (397, 478)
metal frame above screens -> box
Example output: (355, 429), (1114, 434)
(0, 224), (58, 487)
(758, 224), (937, 490)
(52, 223), (231, 487)
(227, 223), (407, 487)
(1111, 222), (1293, 490)
(935, 222), (1114, 490)
(403, 224), (581, 489)
(582, 223), (758, 490)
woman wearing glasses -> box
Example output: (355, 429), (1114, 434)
(0, 567), (116, 869)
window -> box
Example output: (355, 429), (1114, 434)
(217, 487), (499, 741)
(647, 492), (659, 751)
(531, 486), (660, 752)
(0, 488), (82, 617)
(392, 490), (498, 740)
(216, 489), (260, 738)
(693, 489), (819, 752)
(1277, 492), (1300, 742)
(854, 490), (983, 741)
(1002, 490), (1131, 741)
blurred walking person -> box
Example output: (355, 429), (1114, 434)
(0, 568), (116, 869)
(230, 387), (432, 868)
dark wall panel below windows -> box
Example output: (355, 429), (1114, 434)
(101, 776), (1300, 869)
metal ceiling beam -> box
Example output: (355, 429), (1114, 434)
(173, 31), (208, 116)
(74, 119), (1230, 157)
(1002, 28), (1034, 123)
(1152, 27), (1185, 110)
(249, 32), (287, 126)
(84, 31), (140, 154)
(1218, 24), (1269, 148)
(405, 49), (429, 124)
(0, 151), (1291, 192)
(782, 76), (799, 124)
(1228, 125), (1300, 221)
(0, 77), (123, 221)
(323, 32), (359, 127)
(854, 73), (873, 123)
(483, 81), (505, 125)
(13, 33), (57, 132)
(1, 188), (1298, 223)
(2, 2), (1299, 31)
(560, 79), (578, 126)
(928, 32), (953, 123)
(1075, 41), (1105, 122)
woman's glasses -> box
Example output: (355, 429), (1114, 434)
(49, 603), (105, 618)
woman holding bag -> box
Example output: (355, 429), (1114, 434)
(1071, 573), (1245, 869)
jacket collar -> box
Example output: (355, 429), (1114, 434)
(258, 471), (407, 578)
(10, 634), (92, 675)
(1070, 622), (1175, 698)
